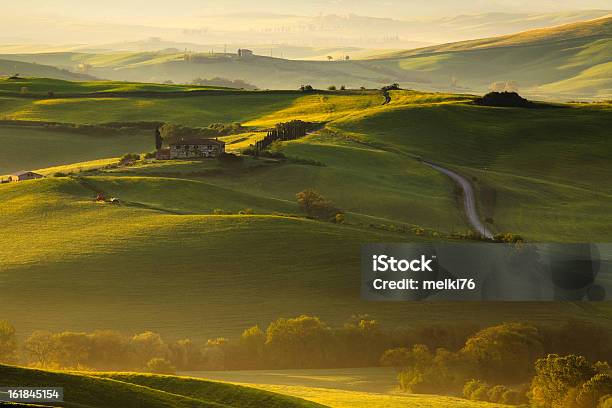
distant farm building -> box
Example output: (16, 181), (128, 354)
(157, 138), (225, 160)
(237, 49), (254, 58)
(8, 171), (45, 182)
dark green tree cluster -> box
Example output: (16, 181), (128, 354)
(295, 189), (343, 221)
(254, 120), (314, 151)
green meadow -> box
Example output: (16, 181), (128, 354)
(0, 81), (610, 341)
(187, 367), (515, 408)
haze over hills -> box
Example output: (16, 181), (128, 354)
(1, 15), (610, 99)
(0, 9), (609, 54)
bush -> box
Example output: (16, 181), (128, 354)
(475, 91), (531, 108)
(295, 189), (343, 221)
(334, 213), (345, 224)
(53, 172), (67, 177)
(328, 85), (337, 91)
(493, 232), (524, 244)
(146, 357), (176, 374)
(143, 151), (156, 159)
(119, 153), (140, 165)
(239, 208), (254, 215)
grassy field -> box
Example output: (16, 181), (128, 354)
(186, 368), (510, 408)
(0, 364), (326, 408)
(0, 125), (151, 175)
(328, 93), (612, 241)
(0, 83), (610, 340)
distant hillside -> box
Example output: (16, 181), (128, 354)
(369, 16), (612, 99)
(0, 16), (610, 99)
(379, 14), (612, 56)
(0, 58), (96, 81)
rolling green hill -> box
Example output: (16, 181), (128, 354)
(1, 16), (610, 99)
(0, 85), (610, 341)
(0, 364), (326, 408)
(370, 16), (612, 99)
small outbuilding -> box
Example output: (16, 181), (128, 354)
(9, 171), (45, 182)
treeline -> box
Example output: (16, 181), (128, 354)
(0, 318), (610, 402)
(190, 77), (258, 90)
(381, 321), (612, 407)
(249, 120), (315, 152)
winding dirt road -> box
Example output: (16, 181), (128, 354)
(424, 161), (494, 239)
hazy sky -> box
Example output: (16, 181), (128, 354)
(8, 0), (612, 21)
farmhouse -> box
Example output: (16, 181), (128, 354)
(237, 48), (254, 57)
(157, 138), (225, 160)
(8, 171), (45, 182)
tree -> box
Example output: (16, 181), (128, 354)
(328, 85), (337, 90)
(241, 326), (265, 359)
(530, 354), (595, 408)
(0, 320), (17, 363)
(54, 331), (90, 368)
(295, 189), (342, 221)
(461, 322), (543, 383)
(168, 339), (203, 371)
(24, 331), (58, 367)
(131, 331), (167, 369)
(381, 347), (411, 371)
(155, 127), (163, 150)
(327, 56), (333, 61)
(266, 315), (332, 368)
(146, 357), (176, 374)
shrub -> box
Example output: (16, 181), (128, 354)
(475, 91), (531, 108)
(239, 208), (254, 215)
(53, 172), (67, 177)
(146, 357), (176, 374)
(334, 213), (345, 224)
(119, 153), (140, 165)
(295, 189), (343, 221)
(493, 232), (524, 243)
(328, 85), (337, 91)
(143, 151), (156, 159)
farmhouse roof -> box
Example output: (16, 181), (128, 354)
(170, 138), (225, 146)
